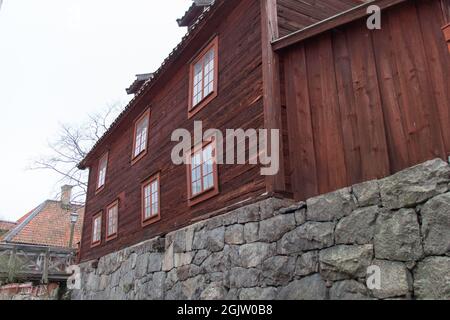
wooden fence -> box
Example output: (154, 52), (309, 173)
(0, 243), (75, 284)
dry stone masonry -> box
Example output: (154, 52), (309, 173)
(72, 159), (450, 300)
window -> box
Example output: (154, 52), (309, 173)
(96, 152), (108, 192)
(188, 37), (219, 118)
(141, 174), (160, 226)
(92, 212), (102, 247)
(132, 110), (150, 164)
(187, 140), (219, 206)
(106, 200), (119, 241)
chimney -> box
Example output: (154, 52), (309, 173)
(61, 185), (73, 207)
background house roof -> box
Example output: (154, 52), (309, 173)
(2, 200), (84, 249)
(0, 220), (17, 240)
(0, 220), (16, 231)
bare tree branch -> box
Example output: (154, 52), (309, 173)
(28, 102), (124, 204)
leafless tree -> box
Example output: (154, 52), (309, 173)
(30, 102), (123, 203)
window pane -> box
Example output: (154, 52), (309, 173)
(202, 49), (215, 97)
(143, 179), (159, 220)
(203, 145), (212, 160)
(93, 217), (101, 242)
(134, 116), (149, 157)
(203, 173), (214, 190)
(193, 61), (204, 106)
(192, 152), (201, 167)
(97, 156), (107, 188)
(151, 181), (157, 193)
(108, 206), (118, 235)
(203, 160), (213, 176)
(192, 180), (201, 195)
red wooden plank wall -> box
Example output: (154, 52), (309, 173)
(79, 0), (266, 262)
(282, 0), (450, 201)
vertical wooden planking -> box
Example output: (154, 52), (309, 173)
(306, 34), (348, 194)
(416, 0), (450, 155)
(280, 0), (450, 202)
(371, 12), (411, 173)
(284, 46), (319, 200)
(345, 22), (391, 180)
(387, 2), (446, 163)
(440, 0), (450, 22)
(332, 29), (363, 184)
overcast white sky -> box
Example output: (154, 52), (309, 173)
(0, 0), (189, 221)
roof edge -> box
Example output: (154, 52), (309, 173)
(2, 201), (47, 243)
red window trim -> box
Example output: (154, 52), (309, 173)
(131, 109), (150, 166)
(95, 152), (109, 195)
(105, 199), (119, 242)
(141, 173), (161, 227)
(188, 36), (219, 119)
(186, 139), (219, 207)
(91, 211), (102, 248)
(442, 23), (450, 53)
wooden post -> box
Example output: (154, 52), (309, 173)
(261, 0), (287, 196)
(7, 247), (16, 283)
(42, 249), (49, 284)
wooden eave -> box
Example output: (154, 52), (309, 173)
(272, 0), (409, 51)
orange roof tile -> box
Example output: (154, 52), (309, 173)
(3, 201), (84, 249)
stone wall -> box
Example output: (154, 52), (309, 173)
(72, 159), (450, 300)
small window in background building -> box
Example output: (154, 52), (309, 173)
(106, 200), (119, 240)
(132, 110), (150, 162)
(142, 174), (160, 226)
(96, 152), (108, 191)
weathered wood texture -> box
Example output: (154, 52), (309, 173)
(79, 0), (266, 262)
(282, 0), (450, 201)
(0, 244), (74, 283)
(277, 0), (364, 37)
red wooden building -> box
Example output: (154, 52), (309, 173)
(78, 0), (450, 262)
